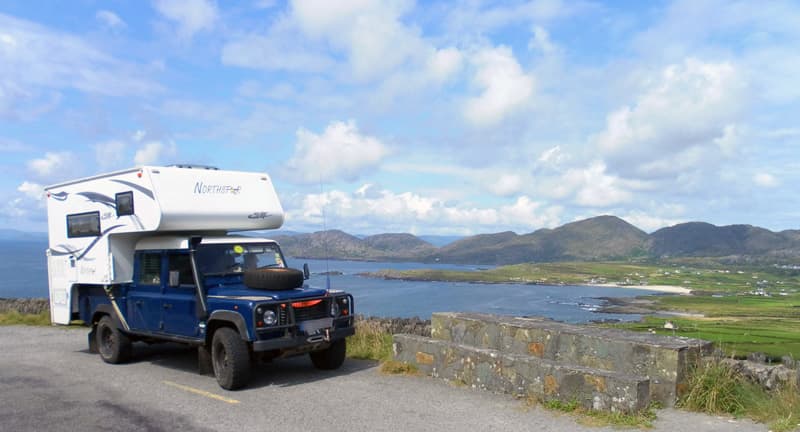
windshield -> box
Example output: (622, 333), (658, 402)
(195, 242), (285, 276)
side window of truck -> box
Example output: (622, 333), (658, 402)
(168, 253), (194, 286)
(139, 253), (161, 285)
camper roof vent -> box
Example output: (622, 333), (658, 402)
(169, 164), (219, 170)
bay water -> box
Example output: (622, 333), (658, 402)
(0, 241), (654, 323)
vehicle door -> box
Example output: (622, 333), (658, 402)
(127, 251), (163, 331)
(161, 252), (200, 338)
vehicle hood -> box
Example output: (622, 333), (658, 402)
(205, 285), (328, 301)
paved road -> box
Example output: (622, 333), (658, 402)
(0, 325), (767, 432)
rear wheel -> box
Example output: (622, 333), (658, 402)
(96, 315), (132, 364)
(310, 339), (346, 370)
(211, 327), (251, 390)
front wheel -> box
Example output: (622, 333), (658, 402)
(211, 327), (251, 390)
(310, 339), (346, 370)
(96, 315), (132, 364)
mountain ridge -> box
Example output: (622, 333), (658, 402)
(274, 216), (800, 265)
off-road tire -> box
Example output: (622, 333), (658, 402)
(211, 327), (251, 390)
(243, 267), (304, 290)
(310, 338), (346, 370)
(96, 315), (132, 364)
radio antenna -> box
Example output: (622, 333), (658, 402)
(319, 179), (331, 291)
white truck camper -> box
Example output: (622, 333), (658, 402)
(44, 165), (354, 390)
(45, 165), (284, 324)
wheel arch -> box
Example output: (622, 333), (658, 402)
(206, 310), (250, 345)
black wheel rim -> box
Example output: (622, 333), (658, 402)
(99, 326), (114, 357)
(213, 341), (228, 373)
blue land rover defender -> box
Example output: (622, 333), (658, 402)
(81, 235), (354, 390)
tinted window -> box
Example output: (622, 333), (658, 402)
(116, 191), (134, 216)
(67, 212), (100, 238)
(168, 253), (195, 286)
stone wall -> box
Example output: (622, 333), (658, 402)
(393, 312), (715, 412)
(356, 315), (430, 337)
(394, 334), (650, 413)
(431, 312), (712, 405)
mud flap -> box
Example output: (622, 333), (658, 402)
(198, 345), (213, 376)
(88, 326), (98, 354)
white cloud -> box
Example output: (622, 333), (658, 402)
(619, 211), (684, 233)
(427, 48), (463, 83)
(152, 0), (218, 39)
(27, 152), (78, 181)
(287, 187), (561, 235)
(221, 34), (335, 72)
(94, 140), (128, 171)
(536, 145), (569, 170)
(488, 173), (525, 197)
(285, 120), (388, 183)
(0, 13), (159, 118)
(290, 0), (424, 80)
(753, 173), (779, 188)
(132, 130), (147, 142)
(1, 182), (48, 221)
(225, 0), (463, 88)
(464, 46), (535, 127)
(540, 161), (641, 207)
(17, 181), (44, 201)
(595, 58), (747, 178)
(134, 141), (177, 165)
(95, 10), (126, 31)
(528, 25), (558, 54)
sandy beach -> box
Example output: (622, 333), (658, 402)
(593, 283), (693, 295)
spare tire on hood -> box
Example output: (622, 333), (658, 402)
(243, 268), (304, 290)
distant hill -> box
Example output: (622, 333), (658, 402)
(418, 235), (463, 247)
(362, 233), (436, 259)
(650, 222), (800, 259)
(427, 216), (649, 264)
(271, 216), (800, 265)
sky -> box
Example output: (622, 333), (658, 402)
(1, 0), (798, 236)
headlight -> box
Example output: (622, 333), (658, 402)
(330, 301), (340, 317)
(263, 309), (277, 326)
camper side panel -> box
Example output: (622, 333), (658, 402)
(148, 167), (284, 231)
(45, 169), (161, 285)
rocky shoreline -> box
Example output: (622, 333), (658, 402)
(0, 298), (49, 314)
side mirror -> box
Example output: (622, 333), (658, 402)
(303, 263), (310, 280)
(168, 270), (181, 287)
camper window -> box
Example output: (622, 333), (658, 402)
(115, 191), (134, 216)
(139, 253), (162, 285)
(66, 211), (101, 238)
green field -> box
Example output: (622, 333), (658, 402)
(370, 261), (800, 359)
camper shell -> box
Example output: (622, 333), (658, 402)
(44, 165), (354, 390)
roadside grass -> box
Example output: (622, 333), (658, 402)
(346, 319), (394, 362)
(532, 398), (659, 429)
(345, 318), (419, 375)
(679, 360), (800, 432)
(0, 310), (51, 326)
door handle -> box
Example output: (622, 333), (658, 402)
(135, 300), (143, 306)
(163, 303), (173, 309)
